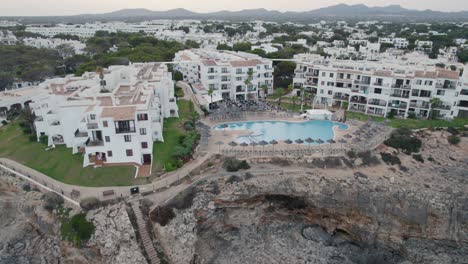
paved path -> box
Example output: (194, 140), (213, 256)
(177, 81), (204, 116)
(0, 152), (213, 206)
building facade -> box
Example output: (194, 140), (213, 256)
(173, 49), (274, 101)
(293, 54), (468, 119)
(30, 63), (178, 169)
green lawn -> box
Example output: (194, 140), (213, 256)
(0, 122), (137, 187)
(152, 100), (196, 174)
(175, 85), (185, 98)
(346, 111), (468, 130)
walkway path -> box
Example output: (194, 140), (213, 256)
(0, 152), (213, 206)
(177, 81), (204, 116)
(131, 201), (160, 264)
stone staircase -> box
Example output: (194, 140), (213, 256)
(131, 202), (160, 264)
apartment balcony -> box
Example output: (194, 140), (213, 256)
(87, 123), (99, 129)
(388, 103), (408, 109)
(294, 69), (304, 74)
(336, 78), (353, 83)
(351, 89), (368, 94)
(221, 78), (231, 82)
(390, 93), (410, 99)
(435, 83), (457, 90)
(366, 109), (386, 117)
(115, 128), (136, 134)
(368, 100), (387, 107)
(169, 98), (175, 103)
(35, 116), (44, 122)
(50, 120), (60, 126)
(74, 129), (88, 138)
(409, 102), (429, 109)
(85, 138), (104, 147)
(349, 106), (366, 113)
(432, 104), (452, 110)
(354, 80), (371, 85)
(305, 72), (319, 77)
(333, 95), (349, 101)
(391, 84), (412, 89)
(304, 81), (318, 86)
(350, 98), (367, 104)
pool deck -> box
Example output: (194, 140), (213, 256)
(206, 116), (359, 153)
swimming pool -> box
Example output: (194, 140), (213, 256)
(214, 120), (348, 144)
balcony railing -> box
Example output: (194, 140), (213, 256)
(87, 123), (98, 129)
(115, 128), (136, 134)
(86, 138), (104, 147)
(368, 101), (387, 107)
(305, 72), (319, 77)
(334, 95), (350, 100)
(391, 84), (411, 89)
(435, 83), (456, 89)
(349, 107), (366, 113)
(74, 129), (88, 138)
(390, 93), (409, 98)
(432, 104), (451, 110)
(350, 98), (367, 104)
(388, 103), (408, 109)
(409, 103), (429, 109)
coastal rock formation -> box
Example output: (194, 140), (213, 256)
(0, 168), (146, 264)
(154, 131), (468, 264)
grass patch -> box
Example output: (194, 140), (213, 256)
(347, 111), (468, 130)
(174, 85), (184, 98)
(0, 122), (137, 187)
(59, 209), (95, 247)
(152, 100), (198, 174)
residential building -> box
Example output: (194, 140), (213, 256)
(293, 53), (467, 120)
(173, 49), (274, 101)
(30, 63), (178, 170)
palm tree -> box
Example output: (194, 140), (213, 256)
(291, 96), (298, 111)
(207, 88), (215, 110)
(261, 85), (269, 98)
(97, 67), (105, 88)
(275, 88), (285, 107)
(309, 92), (315, 109)
(300, 87), (305, 112)
(20, 107), (36, 134)
(429, 97), (442, 120)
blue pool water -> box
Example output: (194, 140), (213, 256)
(214, 120), (348, 144)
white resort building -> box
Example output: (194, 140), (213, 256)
(28, 63), (178, 173)
(293, 53), (468, 119)
(173, 49), (274, 103)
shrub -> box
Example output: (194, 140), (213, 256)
(42, 192), (64, 211)
(225, 175), (242, 184)
(447, 127), (460, 135)
(22, 183), (31, 192)
(140, 199), (154, 215)
(346, 150), (357, 159)
(427, 156), (435, 162)
(28, 134), (37, 142)
(270, 157), (291, 166)
(380, 153), (401, 165)
(244, 172), (254, 180)
(384, 129), (422, 154)
(223, 158), (250, 172)
(358, 151), (381, 166)
(61, 213), (95, 246)
(1, 120), (7, 125)
(448, 135), (461, 145)
(39, 135), (48, 145)
(412, 154), (424, 163)
(79, 197), (101, 211)
(150, 206), (175, 226)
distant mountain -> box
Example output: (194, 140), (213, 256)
(4, 4), (468, 23)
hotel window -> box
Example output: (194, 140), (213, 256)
(126, 149), (133, 157)
(137, 113), (148, 121)
(140, 128), (147, 135)
(103, 121), (108, 127)
(107, 151), (113, 157)
(124, 135), (131, 142)
(105, 136), (110, 142)
(141, 142), (148, 149)
(90, 114), (96, 120)
(115, 120), (136, 134)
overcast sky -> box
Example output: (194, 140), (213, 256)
(1, 0), (467, 16)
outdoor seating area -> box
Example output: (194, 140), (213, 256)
(209, 99), (291, 122)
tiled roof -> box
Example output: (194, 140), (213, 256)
(202, 59), (217, 66)
(101, 106), (136, 121)
(230, 59), (263, 67)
